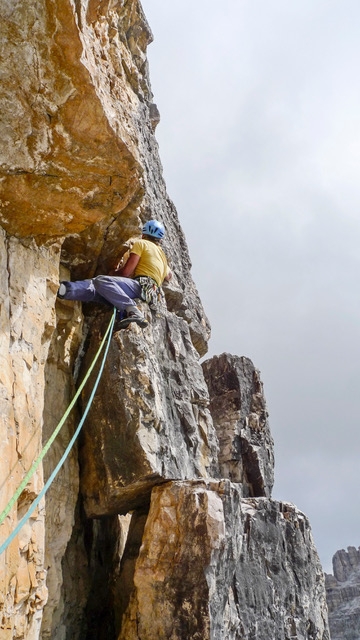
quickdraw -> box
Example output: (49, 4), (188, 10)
(135, 276), (164, 310)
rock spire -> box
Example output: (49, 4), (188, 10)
(325, 546), (360, 640)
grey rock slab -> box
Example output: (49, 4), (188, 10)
(79, 308), (219, 517)
(202, 353), (274, 497)
(118, 480), (330, 640)
(325, 546), (360, 640)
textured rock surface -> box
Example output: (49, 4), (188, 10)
(79, 305), (219, 518)
(0, 0), (210, 355)
(202, 353), (274, 497)
(119, 481), (329, 640)
(0, 0), (141, 238)
(40, 280), (84, 639)
(0, 0), (208, 636)
(0, 0), (331, 639)
(325, 546), (360, 640)
(0, 231), (58, 639)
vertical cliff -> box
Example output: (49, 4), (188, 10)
(325, 546), (360, 640)
(0, 1), (330, 639)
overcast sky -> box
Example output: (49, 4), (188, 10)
(142, 0), (360, 574)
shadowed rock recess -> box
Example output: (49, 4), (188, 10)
(0, 1), (330, 639)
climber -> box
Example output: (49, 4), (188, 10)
(57, 219), (172, 328)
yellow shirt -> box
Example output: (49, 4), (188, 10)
(131, 239), (169, 286)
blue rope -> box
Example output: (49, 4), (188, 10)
(0, 309), (116, 527)
(0, 307), (116, 556)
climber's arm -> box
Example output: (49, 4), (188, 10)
(116, 252), (140, 278)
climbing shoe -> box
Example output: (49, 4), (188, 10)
(117, 308), (148, 329)
(57, 282), (67, 299)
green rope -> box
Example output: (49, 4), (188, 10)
(0, 306), (116, 556)
(0, 308), (116, 527)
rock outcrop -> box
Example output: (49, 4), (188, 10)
(119, 482), (328, 640)
(325, 546), (360, 640)
(0, 1), (330, 639)
(202, 353), (274, 497)
(78, 305), (219, 518)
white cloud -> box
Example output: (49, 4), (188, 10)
(143, 0), (360, 572)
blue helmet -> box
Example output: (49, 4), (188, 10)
(142, 219), (165, 239)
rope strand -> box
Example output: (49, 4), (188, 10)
(0, 308), (116, 555)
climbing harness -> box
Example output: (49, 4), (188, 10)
(135, 275), (164, 310)
(0, 307), (116, 556)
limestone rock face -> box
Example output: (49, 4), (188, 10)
(202, 353), (274, 497)
(0, 0), (209, 633)
(0, 0), (210, 351)
(119, 481), (329, 640)
(0, 0), (142, 239)
(0, 0), (331, 638)
(0, 230), (59, 639)
(325, 546), (360, 640)
(79, 306), (219, 518)
(40, 281), (84, 640)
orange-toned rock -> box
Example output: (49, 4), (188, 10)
(0, 2), (330, 639)
(118, 481), (329, 640)
(0, 231), (57, 639)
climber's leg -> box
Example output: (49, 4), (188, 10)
(93, 275), (142, 312)
(94, 276), (148, 327)
(58, 280), (107, 304)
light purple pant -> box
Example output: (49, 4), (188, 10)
(62, 276), (142, 312)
